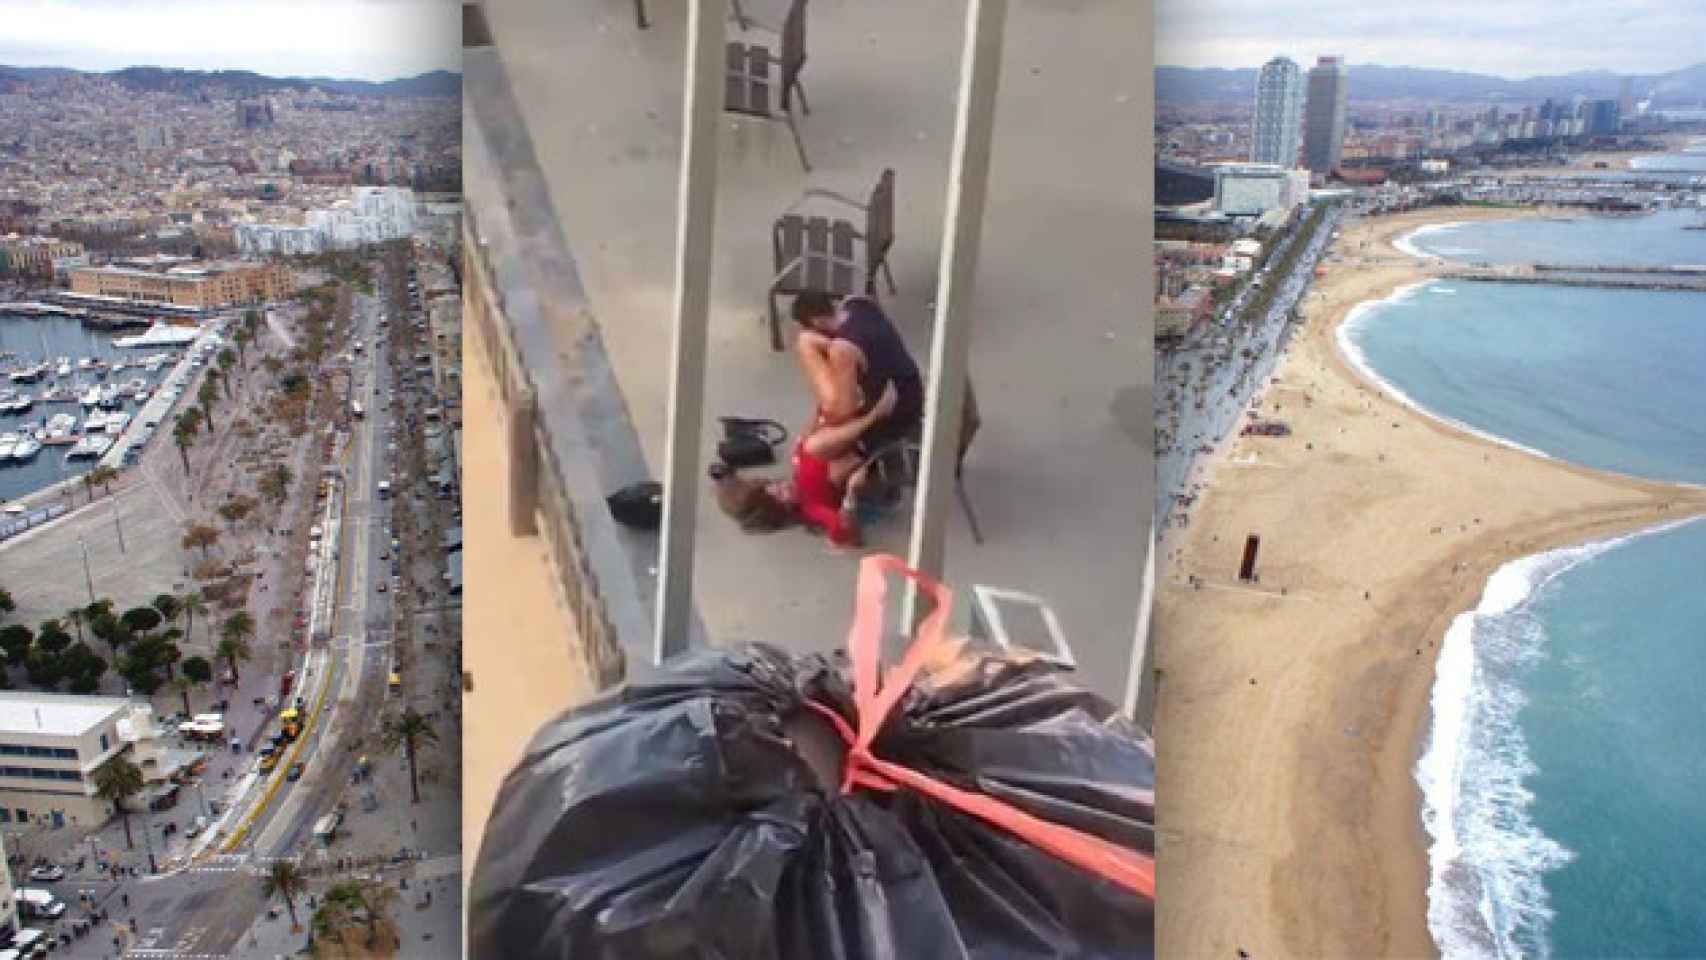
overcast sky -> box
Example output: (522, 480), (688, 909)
(0, 0), (459, 80)
(1159, 0), (1705, 77)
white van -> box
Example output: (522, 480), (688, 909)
(15, 888), (65, 919)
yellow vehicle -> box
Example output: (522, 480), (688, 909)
(388, 672), (401, 693)
(280, 708), (302, 741)
(259, 751), (280, 773)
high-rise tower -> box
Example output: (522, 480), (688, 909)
(1251, 56), (1304, 166)
(1303, 56), (1348, 176)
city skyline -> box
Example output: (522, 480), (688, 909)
(1157, 0), (1706, 78)
(1, 0), (459, 81)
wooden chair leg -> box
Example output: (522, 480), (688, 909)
(633, 0), (649, 29)
(783, 113), (810, 173)
(881, 259), (897, 295)
(794, 80), (811, 116)
(731, 0), (751, 30)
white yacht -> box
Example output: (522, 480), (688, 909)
(45, 413), (77, 439)
(113, 321), (200, 349)
(10, 437), (41, 461)
(55, 357), (71, 378)
(0, 433), (18, 459)
(79, 386), (101, 408)
(103, 412), (131, 436)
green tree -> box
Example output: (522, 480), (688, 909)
(381, 710), (438, 804)
(0, 625), (33, 665)
(0, 587), (13, 615)
(93, 756), (145, 849)
(151, 593), (181, 626)
(120, 606), (162, 636)
(63, 642), (106, 694)
(24, 649), (64, 690)
(262, 859), (309, 930)
(34, 620), (71, 656)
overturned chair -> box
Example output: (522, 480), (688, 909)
(767, 167), (897, 350)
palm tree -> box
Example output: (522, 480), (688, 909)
(197, 377), (219, 429)
(380, 710), (438, 804)
(180, 592), (209, 646)
(262, 860), (309, 930)
(93, 756), (144, 849)
(214, 634), (250, 688)
(64, 608), (85, 645)
(172, 417), (198, 473)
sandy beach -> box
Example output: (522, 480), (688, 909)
(1154, 206), (1706, 958)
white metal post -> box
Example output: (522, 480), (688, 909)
(1123, 520), (1157, 724)
(905, 0), (1007, 623)
(654, 0), (727, 663)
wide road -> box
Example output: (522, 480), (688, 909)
(108, 284), (400, 960)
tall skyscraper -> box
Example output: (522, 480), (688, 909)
(1303, 56), (1348, 176)
(1251, 56), (1303, 166)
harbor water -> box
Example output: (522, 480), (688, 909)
(0, 310), (186, 503)
(1345, 213), (1706, 959)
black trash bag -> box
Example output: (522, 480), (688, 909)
(469, 641), (1155, 960)
(606, 481), (663, 530)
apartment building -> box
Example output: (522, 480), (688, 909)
(0, 235), (86, 279)
(0, 694), (187, 830)
(69, 259), (290, 308)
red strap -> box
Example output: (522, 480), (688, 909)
(805, 555), (1156, 900)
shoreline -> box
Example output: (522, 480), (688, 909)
(1155, 204), (1706, 958)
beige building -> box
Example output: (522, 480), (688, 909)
(0, 235), (85, 278)
(0, 694), (181, 830)
(68, 260), (290, 308)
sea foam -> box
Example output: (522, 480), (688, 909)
(1417, 518), (1705, 958)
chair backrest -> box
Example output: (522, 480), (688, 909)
(779, 0), (807, 110)
(866, 168), (896, 261)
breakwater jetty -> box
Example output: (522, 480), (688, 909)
(1444, 262), (1706, 293)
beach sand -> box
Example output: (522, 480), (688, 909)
(1153, 206), (1706, 958)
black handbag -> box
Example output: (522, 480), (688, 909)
(716, 417), (788, 469)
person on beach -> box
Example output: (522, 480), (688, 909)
(790, 292), (924, 456)
(711, 383), (898, 547)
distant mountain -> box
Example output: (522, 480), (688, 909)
(1158, 62), (1706, 107)
(0, 64), (459, 98)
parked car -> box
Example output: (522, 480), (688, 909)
(27, 864), (64, 882)
(287, 763), (305, 783)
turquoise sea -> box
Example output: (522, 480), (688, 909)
(1344, 211), (1706, 958)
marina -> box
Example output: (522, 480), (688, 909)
(0, 308), (215, 502)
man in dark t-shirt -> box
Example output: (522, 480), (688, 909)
(790, 292), (924, 454)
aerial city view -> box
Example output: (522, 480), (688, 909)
(1152, 2), (1706, 958)
(0, 3), (462, 957)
